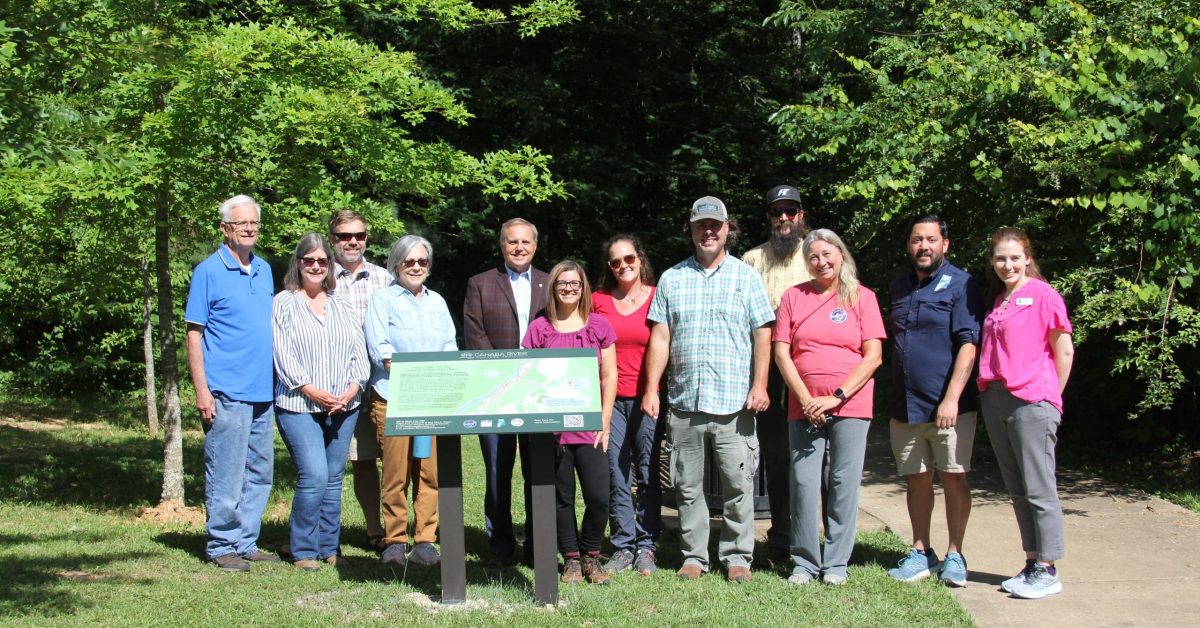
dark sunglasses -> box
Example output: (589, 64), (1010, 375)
(608, 254), (639, 270)
(768, 206), (803, 217)
(301, 256), (329, 267)
(401, 258), (429, 268)
(332, 231), (367, 242)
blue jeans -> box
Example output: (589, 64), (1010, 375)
(276, 408), (358, 560)
(607, 396), (662, 552)
(479, 433), (532, 556)
(204, 394), (275, 559)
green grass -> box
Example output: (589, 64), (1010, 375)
(0, 402), (971, 626)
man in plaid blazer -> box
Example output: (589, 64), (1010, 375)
(462, 217), (549, 565)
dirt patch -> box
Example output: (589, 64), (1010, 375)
(56, 570), (115, 582)
(0, 417), (110, 431)
(136, 500), (206, 528)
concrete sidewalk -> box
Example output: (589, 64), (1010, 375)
(857, 422), (1200, 626)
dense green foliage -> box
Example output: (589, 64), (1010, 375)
(767, 0), (1199, 442)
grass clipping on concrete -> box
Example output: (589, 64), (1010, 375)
(0, 406), (971, 626)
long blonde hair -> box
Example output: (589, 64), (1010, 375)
(802, 228), (861, 307)
(545, 259), (593, 324)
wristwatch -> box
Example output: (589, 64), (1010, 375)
(834, 388), (847, 402)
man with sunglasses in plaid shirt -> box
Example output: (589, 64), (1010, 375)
(328, 209), (392, 553)
(740, 184), (813, 568)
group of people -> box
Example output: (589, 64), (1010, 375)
(185, 185), (1073, 601)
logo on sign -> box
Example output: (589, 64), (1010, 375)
(563, 414), (584, 428)
(511, 418), (525, 427)
(462, 420), (478, 428)
(830, 307), (848, 323)
(497, 419), (507, 428)
(481, 419), (494, 428)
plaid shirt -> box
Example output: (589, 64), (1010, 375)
(648, 255), (775, 415)
(334, 260), (392, 325)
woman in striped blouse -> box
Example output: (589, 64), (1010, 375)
(273, 232), (369, 572)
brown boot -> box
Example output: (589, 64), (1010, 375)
(582, 555), (611, 585)
(561, 556), (583, 584)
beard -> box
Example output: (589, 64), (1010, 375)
(768, 224), (806, 259)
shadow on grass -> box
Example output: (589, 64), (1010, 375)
(0, 531), (156, 619)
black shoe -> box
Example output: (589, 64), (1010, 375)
(489, 549), (518, 567)
(409, 542), (441, 566)
(381, 543), (408, 567)
(211, 554), (250, 572)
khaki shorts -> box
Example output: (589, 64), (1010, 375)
(347, 387), (381, 461)
(890, 412), (977, 475)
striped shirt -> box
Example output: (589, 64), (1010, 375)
(648, 255), (775, 415)
(334, 260), (392, 324)
(364, 283), (459, 400)
(272, 290), (370, 413)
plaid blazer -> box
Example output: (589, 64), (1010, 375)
(462, 266), (549, 350)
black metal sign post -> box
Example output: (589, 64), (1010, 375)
(436, 435), (466, 605)
(529, 433), (558, 606)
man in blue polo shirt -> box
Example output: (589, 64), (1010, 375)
(885, 215), (983, 586)
(185, 194), (278, 572)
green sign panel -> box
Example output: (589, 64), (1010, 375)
(384, 348), (602, 436)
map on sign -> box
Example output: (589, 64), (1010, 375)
(385, 348), (602, 436)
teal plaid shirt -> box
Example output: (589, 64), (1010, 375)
(648, 254), (775, 415)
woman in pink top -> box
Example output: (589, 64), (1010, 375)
(522, 260), (617, 585)
(977, 227), (1074, 600)
(592, 234), (663, 575)
(773, 229), (885, 585)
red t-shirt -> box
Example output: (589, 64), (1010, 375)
(592, 288), (658, 398)
(773, 282), (886, 420)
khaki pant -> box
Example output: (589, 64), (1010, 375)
(371, 397), (438, 545)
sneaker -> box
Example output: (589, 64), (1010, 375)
(787, 568), (814, 586)
(887, 547), (939, 582)
(582, 555), (611, 585)
(561, 557), (584, 584)
(241, 550), (281, 563)
(939, 552), (968, 587)
(293, 559), (321, 572)
(409, 542), (441, 566)
(381, 543), (408, 567)
(211, 553), (250, 572)
(605, 548), (635, 572)
(633, 549), (658, 575)
(822, 573), (848, 585)
(1000, 559), (1037, 593)
(1009, 563), (1062, 599)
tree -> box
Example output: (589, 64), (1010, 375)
(0, 0), (574, 506)
(767, 0), (1199, 432)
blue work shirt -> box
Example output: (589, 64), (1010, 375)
(363, 283), (458, 400)
(888, 261), (982, 423)
(184, 245), (275, 402)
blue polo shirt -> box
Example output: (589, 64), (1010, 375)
(888, 261), (982, 423)
(184, 245), (275, 402)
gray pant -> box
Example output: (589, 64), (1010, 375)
(668, 408), (759, 570)
(789, 417), (870, 578)
(981, 383), (1065, 562)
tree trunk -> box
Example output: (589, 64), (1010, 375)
(156, 183), (185, 505)
(142, 255), (159, 438)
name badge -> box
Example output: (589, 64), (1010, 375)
(1016, 297), (1034, 306)
(934, 274), (952, 292)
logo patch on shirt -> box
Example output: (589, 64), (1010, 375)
(934, 274), (952, 292)
(830, 307), (848, 323)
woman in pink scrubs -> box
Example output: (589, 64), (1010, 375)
(978, 227), (1074, 600)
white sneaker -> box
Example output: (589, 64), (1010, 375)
(1009, 563), (1062, 599)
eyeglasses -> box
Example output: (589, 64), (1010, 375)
(401, 258), (429, 269)
(554, 280), (583, 291)
(301, 256), (329, 268)
(223, 220), (260, 230)
(608, 254), (638, 270)
(332, 231), (367, 242)
(768, 206), (802, 217)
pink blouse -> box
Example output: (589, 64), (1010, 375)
(977, 278), (1072, 413)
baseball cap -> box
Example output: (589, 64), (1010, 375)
(690, 196), (728, 222)
(765, 185), (803, 207)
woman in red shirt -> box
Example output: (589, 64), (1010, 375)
(591, 234), (663, 576)
(773, 229), (885, 586)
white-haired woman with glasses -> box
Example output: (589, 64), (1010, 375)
(772, 228), (885, 586)
(273, 232), (369, 572)
(364, 234), (457, 569)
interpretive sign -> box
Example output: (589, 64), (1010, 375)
(384, 348), (602, 436)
